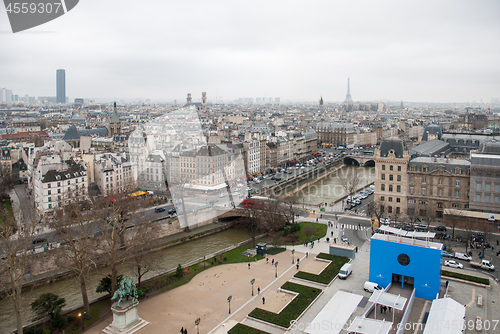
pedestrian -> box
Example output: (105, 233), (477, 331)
(266, 258), (268, 264)
(272, 259), (274, 265)
(306, 252), (308, 258)
(184, 329), (187, 334)
(388, 306), (391, 312)
(180, 327), (184, 334)
(331, 231), (333, 237)
(297, 258), (299, 264)
(257, 287), (260, 294)
(296, 263), (299, 270)
(262, 297), (265, 304)
(248, 263), (250, 269)
(383, 306), (387, 314)
(356, 246), (358, 253)
(380, 305), (383, 313)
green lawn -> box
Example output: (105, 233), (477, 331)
(293, 222), (327, 244)
(248, 281), (321, 328)
(228, 324), (271, 334)
(442, 270), (489, 285)
(294, 253), (349, 284)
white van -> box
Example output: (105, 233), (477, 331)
(454, 252), (472, 261)
(364, 281), (383, 292)
(338, 263), (353, 279)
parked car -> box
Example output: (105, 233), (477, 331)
(168, 208), (177, 215)
(341, 235), (348, 242)
(435, 226), (447, 232)
(154, 207), (166, 213)
(444, 260), (463, 269)
(441, 250), (454, 258)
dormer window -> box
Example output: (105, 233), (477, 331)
(55, 175), (61, 180)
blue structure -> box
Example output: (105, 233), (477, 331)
(369, 234), (442, 300)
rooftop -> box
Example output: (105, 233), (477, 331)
(372, 233), (443, 250)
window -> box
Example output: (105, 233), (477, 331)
(381, 184), (385, 191)
(485, 195), (490, 203)
(423, 166), (428, 172)
(422, 188), (427, 195)
(420, 209), (427, 216)
(390, 165), (394, 171)
(410, 186), (414, 195)
(48, 190), (51, 195)
(438, 178), (443, 185)
(48, 197), (51, 202)
(382, 165), (386, 170)
(487, 174), (491, 179)
(389, 185), (393, 192)
(389, 197), (393, 202)
(476, 194), (481, 202)
(452, 203), (461, 208)
(495, 196), (499, 204)
(57, 182), (61, 187)
(396, 207), (400, 214)
(48, 184), (51, 188)
(388, 206), (393, 214)
(486, 184), (490, 191)
(396, 198), (401, 203)
(67, 181), (70, 185)
(455, 180), (460, 186)
(397, 166), (401, 172)
(407, 208), (415, 215)
(380, 196), (385, 201)
(381, 174), (385, 180)
(455, 190), (460, 198)
(476, 183), (481, 191)
(438, 189), (443, 196)
(397, 175), (401, 182)
(396, 185), (400, 192)
(407, 199), (416, 204)
(389, 175), (393, 181)
(437, 203), (443, 208)
(422, 177), (427, 184)
(496, 184), (500, 192)
(478, 173), (482, 179)
(410, 176), (415, 183)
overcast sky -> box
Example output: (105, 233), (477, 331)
(1, 0), (499, 103)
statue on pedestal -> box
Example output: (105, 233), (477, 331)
(112, 276), (138, 308)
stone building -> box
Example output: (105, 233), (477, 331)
(469, 140), (500, 214)
(374, 138), (410, 216)
(407, 157), (471, 219)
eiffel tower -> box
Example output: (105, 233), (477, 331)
(344, 78), (353, 103)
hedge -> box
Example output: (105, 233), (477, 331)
(442, 270), (489, 285)
(228, 323), (271, 334)
(293, 253), (349, 284)
(248, 281), (321, 328)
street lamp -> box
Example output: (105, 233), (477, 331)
(78, 312), (86, 331)
(227, 295), (232, 314)
(275, 261), (279, 277)
(195, 317), (201, 334)
(250, 278), (255, 296)
(291, 249), (295, 264)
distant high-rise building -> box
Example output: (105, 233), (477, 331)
(5, 89), (12, 103)
(344, 78), (353, 103)
(275, 97), (280, 104)
(56, 69), (66, 103)
(187, 93), (192, 104)
(202, 92), (207, 105)
(319, 96), (324, 108)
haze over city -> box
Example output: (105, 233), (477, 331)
(1, 0), (500, 103)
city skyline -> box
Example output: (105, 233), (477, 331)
(1, 0), (500, 103)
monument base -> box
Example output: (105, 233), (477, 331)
(102, 300), (149, 334)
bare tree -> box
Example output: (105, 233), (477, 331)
(53, 198), (97, 317)
(0, 163), (13, 198)
(367, 200), (385, 223)
(94, 194), (157, 294)
(0, 204), (35, 334)
(282, 200), (299, 225)
(338, 167), (361, 201)
(238, 201), (266, 247)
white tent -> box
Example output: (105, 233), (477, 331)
(346, 316), (393, 334)
(423, 298), (465, 334)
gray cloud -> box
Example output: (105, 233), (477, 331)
(1, 0), (499, 102)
